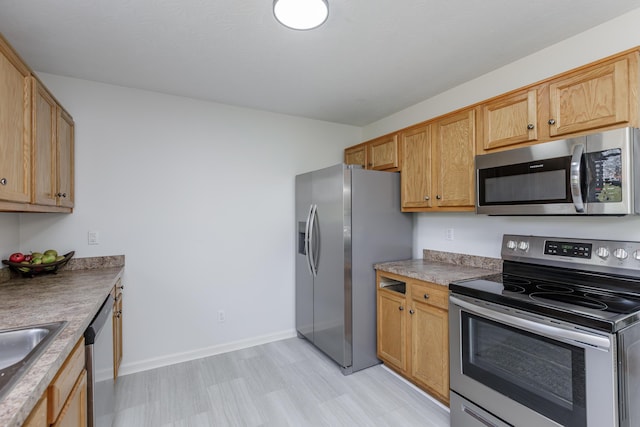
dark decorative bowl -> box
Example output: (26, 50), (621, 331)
(2, 251), (75, 278)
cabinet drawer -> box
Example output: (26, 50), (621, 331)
(410, 283), (448, 310)
(48, 338), (85, 423)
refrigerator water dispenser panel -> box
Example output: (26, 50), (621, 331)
(298, 222), (306, 255)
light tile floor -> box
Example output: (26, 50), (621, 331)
(113, 337), (449, 426)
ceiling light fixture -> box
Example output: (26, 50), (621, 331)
(273, 0), (329, 30)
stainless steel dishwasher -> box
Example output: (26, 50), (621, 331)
(84, 294), (114, 427)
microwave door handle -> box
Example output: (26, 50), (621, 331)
(570, 143), (585, 213)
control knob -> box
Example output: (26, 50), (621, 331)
(506, 240), (517, 250)
(595, 247), (610, 259)
(613, 248), (628, 260)
(518, 241), (529, 251)
(633, 250), (640, 261)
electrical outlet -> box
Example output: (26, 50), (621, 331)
(88, 231), (100, 245)
(218, 310), (225, 323)
(446, 228), (454, 241)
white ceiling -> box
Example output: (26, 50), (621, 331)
(0, 1), (639, 126)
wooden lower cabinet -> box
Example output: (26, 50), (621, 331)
(376, 271), (450, 405)
(22, 394), (47, 427)
(51, 370), (86, 427)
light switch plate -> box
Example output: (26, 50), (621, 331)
(88, 231), (99, 245)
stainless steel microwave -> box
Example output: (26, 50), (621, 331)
(475, 127), (640, 215)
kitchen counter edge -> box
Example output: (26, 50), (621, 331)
(374, 251), (501, 286)
(0, 263), (124, 427)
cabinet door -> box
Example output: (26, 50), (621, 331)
(482, 88), (538, 150)
(23, 394), (47, 427)
(548, 57), (630, 137)
(56, 108), (74, 208)
(344, 144), (367, 168)
(32, 79), (57, 206)
(411, 301), (449, 404)
(0, 37), (31, 203)
(433, 109), (476, 208)
(368, 134), (399, 170)
(401, 124), (432, 210)
(113, 281), (123, 380)
(51, 369), (87, 427)
(377, 289), (407, 372)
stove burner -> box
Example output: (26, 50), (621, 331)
(502, 276), (531, 286)
(583, 292), (640, 310)
(530, 292), (608, 310)
(503, 284), (526, 293)
(536, 284), (574, 293)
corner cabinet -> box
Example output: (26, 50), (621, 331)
(400, 109), (475, 212)
(32, 78), (74, 209)
(0, 34), (74, 213)
(376, 271), (450, 406)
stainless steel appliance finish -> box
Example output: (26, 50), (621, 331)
(85, 294), (115, 427)
(449, 235), (640, 427)
(475, 127), (640, 215)
(295, 163), (412, 374)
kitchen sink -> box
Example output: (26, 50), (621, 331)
(0, 321), (66, 399)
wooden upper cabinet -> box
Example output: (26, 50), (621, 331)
(0, 35), (31, 204)
(32, 79), (58, 206)
(401, 124), (432, 210)
(344, 144), (367, 168)
(432, 109), (476, 210)
(482, 88), (538, 150)
(368, 133), (399, 170)
(344, 133), (400, 171)
(32, 78), (74, 209)
(548, 56), (633, 137)
(57, 108), (74, 208)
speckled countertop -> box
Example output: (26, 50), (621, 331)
(374, 250), (501, 286)
(0, 256), (124, 427)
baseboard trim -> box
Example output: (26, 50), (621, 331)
(118, 328), (298, 376)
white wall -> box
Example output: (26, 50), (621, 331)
(362, 7), (640, 259)
(11, 76), (361, 374)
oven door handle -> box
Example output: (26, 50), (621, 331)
(450, 296), (611, 351)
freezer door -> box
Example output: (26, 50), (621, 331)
(311, 164), (351, 369)
(295, 172), (314, 340)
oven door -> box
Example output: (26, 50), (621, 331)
(449, 294), (618, 427)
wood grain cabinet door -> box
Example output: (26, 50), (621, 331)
(368, 134), (399, 170)
(410, 300), (449, 404)
(0, 37), (31, 203)
(344, 144), (367, 168)
(548, 57), (631, 137)
(401, 124), (432, 211)
(482, 88), (538, 151)
(56, 108), (74, 208)
(377, 289), (407, 373)
(32, 79), (58, 206)
(432, 109), (476, 209)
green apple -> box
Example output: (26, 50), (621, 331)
(41, 254), (56, 264)
(44, 249), (58, 257)
(31, 252), (43, 260)
(31, 258), (42, 265)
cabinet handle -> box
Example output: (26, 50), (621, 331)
(527, 123), (535, 130)
(424, 196), (430, 201)
(399, 306), (404, 311)
(368, 162), (373, 167)
(0, 178), (6, 185)
(409, 309), (415, 315)
(436, 195), (441, 200)
(423, 293), (430, 300)
(56, 192), (67, 198)
(548, 119), (556, 125)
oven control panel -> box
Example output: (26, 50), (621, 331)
(502, 234), (640, 278)
(544, 241), (592, 258)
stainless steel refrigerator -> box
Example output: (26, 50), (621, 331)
(295, 163), (412, 374)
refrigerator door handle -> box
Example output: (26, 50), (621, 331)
(304, 204), (314, 276)
(308, 204), (319, 276)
